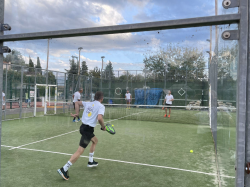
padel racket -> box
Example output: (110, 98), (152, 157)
(101, 123), (116, 135)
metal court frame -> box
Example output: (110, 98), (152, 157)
(0, 0), (249, 186)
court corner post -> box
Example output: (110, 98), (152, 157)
(236, 0), (249, 186)
(0, 0), (4, 180)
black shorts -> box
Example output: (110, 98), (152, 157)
(79, 124), (95, 148)
(164, 104), (172, 108)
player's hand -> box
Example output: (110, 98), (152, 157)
(70, 113), (78, 117)
(101, 126), (106, 131)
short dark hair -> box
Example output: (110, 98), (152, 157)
(94, 91), (104, 101)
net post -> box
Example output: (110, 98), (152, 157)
(54, 86), (57, 114)
(34, 84), (37, 117)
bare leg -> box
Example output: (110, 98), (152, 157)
(69, 146), (85, 164)
(165, 108), (168, 115)
(169, 108), (171, 115)
(90, 136), (98, 153)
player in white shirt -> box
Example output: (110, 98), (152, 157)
(58, 91), (106, 181)
(72, 88), (83, 122)
(2, 92), (5, 110)
(162, 90), (174, 118)
(125, 90), (132, 109)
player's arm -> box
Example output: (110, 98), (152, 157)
(98, 114), (106, 131)
(71, 101), (83, 117)
(72, 94), (74, 99)
(130, 94), (132, 100)
(171, 96), (174, 101)
(163, 99), (166, 105)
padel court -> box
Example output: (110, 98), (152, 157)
(1, 106), (235, 187)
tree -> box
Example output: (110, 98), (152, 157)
(104, 61), (115, 79)
(81, 61), (88, 76)
(89, 66), (101, 79)
(36, 57), (42, 74)
(68, 58), (78, 75)
(143, 44), (206, 81)
(28, 57), (35, 73)
(4, 49), (25, 71)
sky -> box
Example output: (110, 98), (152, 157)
(3, 0), (238, 74)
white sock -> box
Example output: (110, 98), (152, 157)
(89, 152), (94, 162)
(63, 161), (72, 172)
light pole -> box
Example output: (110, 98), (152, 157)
(101, 56), (105, 91)
(78, 47), (83, 75)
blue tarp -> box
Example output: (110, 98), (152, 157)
(134, 88), (163, 105)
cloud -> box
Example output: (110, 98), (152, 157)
(3, 0), (235, 74)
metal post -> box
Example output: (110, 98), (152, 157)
(35, 68), (37, 85)
(34, 85), (37, 116)
(49, 86), (50, 106)
(126, 70), (128, 89)
(72, 74), (74, 99)
(164, 68), (166, 89)
(46, 39), (50, 70)
(44, 85), (48, 115)
(237, 0), (249, 186)
(90, 76), (92, 101)
(0, 0), (4, 176)
(19, 67), (23, 118)
(109, 67), (111, 99)
(54, 86), (57, 114)
(78, 50), (80, 75)
(63, 73), (66, 113)
(185, 68), (187, 106)
(4, 64), (7, 120)
(100, 69), (102, 91)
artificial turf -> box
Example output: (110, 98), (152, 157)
(1, 109), (236, 187)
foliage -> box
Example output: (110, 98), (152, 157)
(89, 66), (101, 79)
(143, 44), (207, 81)
(104, 61), (115, 79)
(28, 57), (35, 73)
(4, 50), (26, 71)
(36, 57), (42, 74)
(81, 61), (88, 76)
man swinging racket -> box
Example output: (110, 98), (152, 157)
(57, 91), (106, 180)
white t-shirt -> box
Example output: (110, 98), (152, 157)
(2, 92), (5, 105)
(165, 94), (174, 104)
(81, 100), (105, 127)
(125, 93), (131, 100)
(73, 91), (81, 103)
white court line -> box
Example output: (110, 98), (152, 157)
(9, 111), (145, 150)
(2, 145), (235, 179)
(8, 130), (79, 150)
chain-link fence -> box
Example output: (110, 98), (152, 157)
(2, 63), (236, 120)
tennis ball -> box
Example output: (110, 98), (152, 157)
(190, 150), (193, 153)
(112, 125), (114, 127)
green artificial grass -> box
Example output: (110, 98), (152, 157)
(1, 111), (235, 186)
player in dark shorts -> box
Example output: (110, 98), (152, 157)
(57, 91), (106, 180)
(162, 90), (174, 118)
